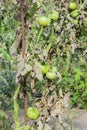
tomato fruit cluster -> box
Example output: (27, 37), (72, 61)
(27, 107), (40, 120)
(38, 10), (58, 27)
(40, 64), (57, 80)
(68, 2), (80, 19)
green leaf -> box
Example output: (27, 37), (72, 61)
(29, 3), (37, 18)
(0, 75), (9, 86)
(75, 81), (84, 90)
(82, 90), (87, 97)
(0, 47), (11, 61)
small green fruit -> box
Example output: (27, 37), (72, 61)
(70, 10), (80, 18)
(38, 16), (51, 26)
(48, 10), (59, 21)
(46, 71), (57, 79)
(69, 2), (77, 10)
(27, 107), (40, 120)
(40, 64), (50, 74)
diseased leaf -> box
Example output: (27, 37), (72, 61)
(34, 60), (43, 81)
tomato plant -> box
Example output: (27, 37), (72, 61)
(40, 64), (50, 74)
(68, 2), (77, 10)
(38, 16), (51, 26)
(48, 10), (59, 21)
(46, 71), (57, 79)
(27, 107), (40, 120)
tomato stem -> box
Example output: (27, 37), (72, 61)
(13, 85), (20, 128)
(46, 42), (52, 53)
(36, 26), (43, 44)
(66, 50), (71, 72)
(34, 26), (43, 51)
(46, 26), (55, 53)
(37, 0), (47, 12)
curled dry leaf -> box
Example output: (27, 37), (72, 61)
(61, 92), (71, 108)
(21, 64), (32, 76)
(59, 88), (63, 98)
(34, 60), (43, 81)
(57, 71), (62, 82)
(51, 100), (62, 117)
(16, 57), (32, 82)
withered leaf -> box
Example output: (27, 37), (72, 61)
(34, 60), (43, 81)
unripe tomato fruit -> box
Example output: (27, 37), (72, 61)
(27, 107), (40, 120)
(38, 16), (51, 26)
(70, 10), (80, 18)
(68, 2), (77, 10)
(48, 10), (59, 21)
(46, 71), (57, 79)
(40, 64), (50, 74)
(52, 66), (57, 73)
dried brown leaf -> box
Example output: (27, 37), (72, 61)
(34, 60), (43, 81)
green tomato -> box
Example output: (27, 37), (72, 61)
(40, 64), (50, 74)
(48, 10), (59, 21)
(70, 10), (80, 18)
(38, 16), (51, 26)
(68, 2), (77, 10)
(46, 71), (57, 80)
(52, 66), (57, 73)
(27, 107), (40, 120)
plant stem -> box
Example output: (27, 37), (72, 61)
(13, 85), (20, 128)
(37, 0), (47, 12)
(36, 26), (43, 44)
(66, 50), (71, 72)
(46, 27), (55, 53)
(34, 26), (43, 52)
(46, 42), (52, 53)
